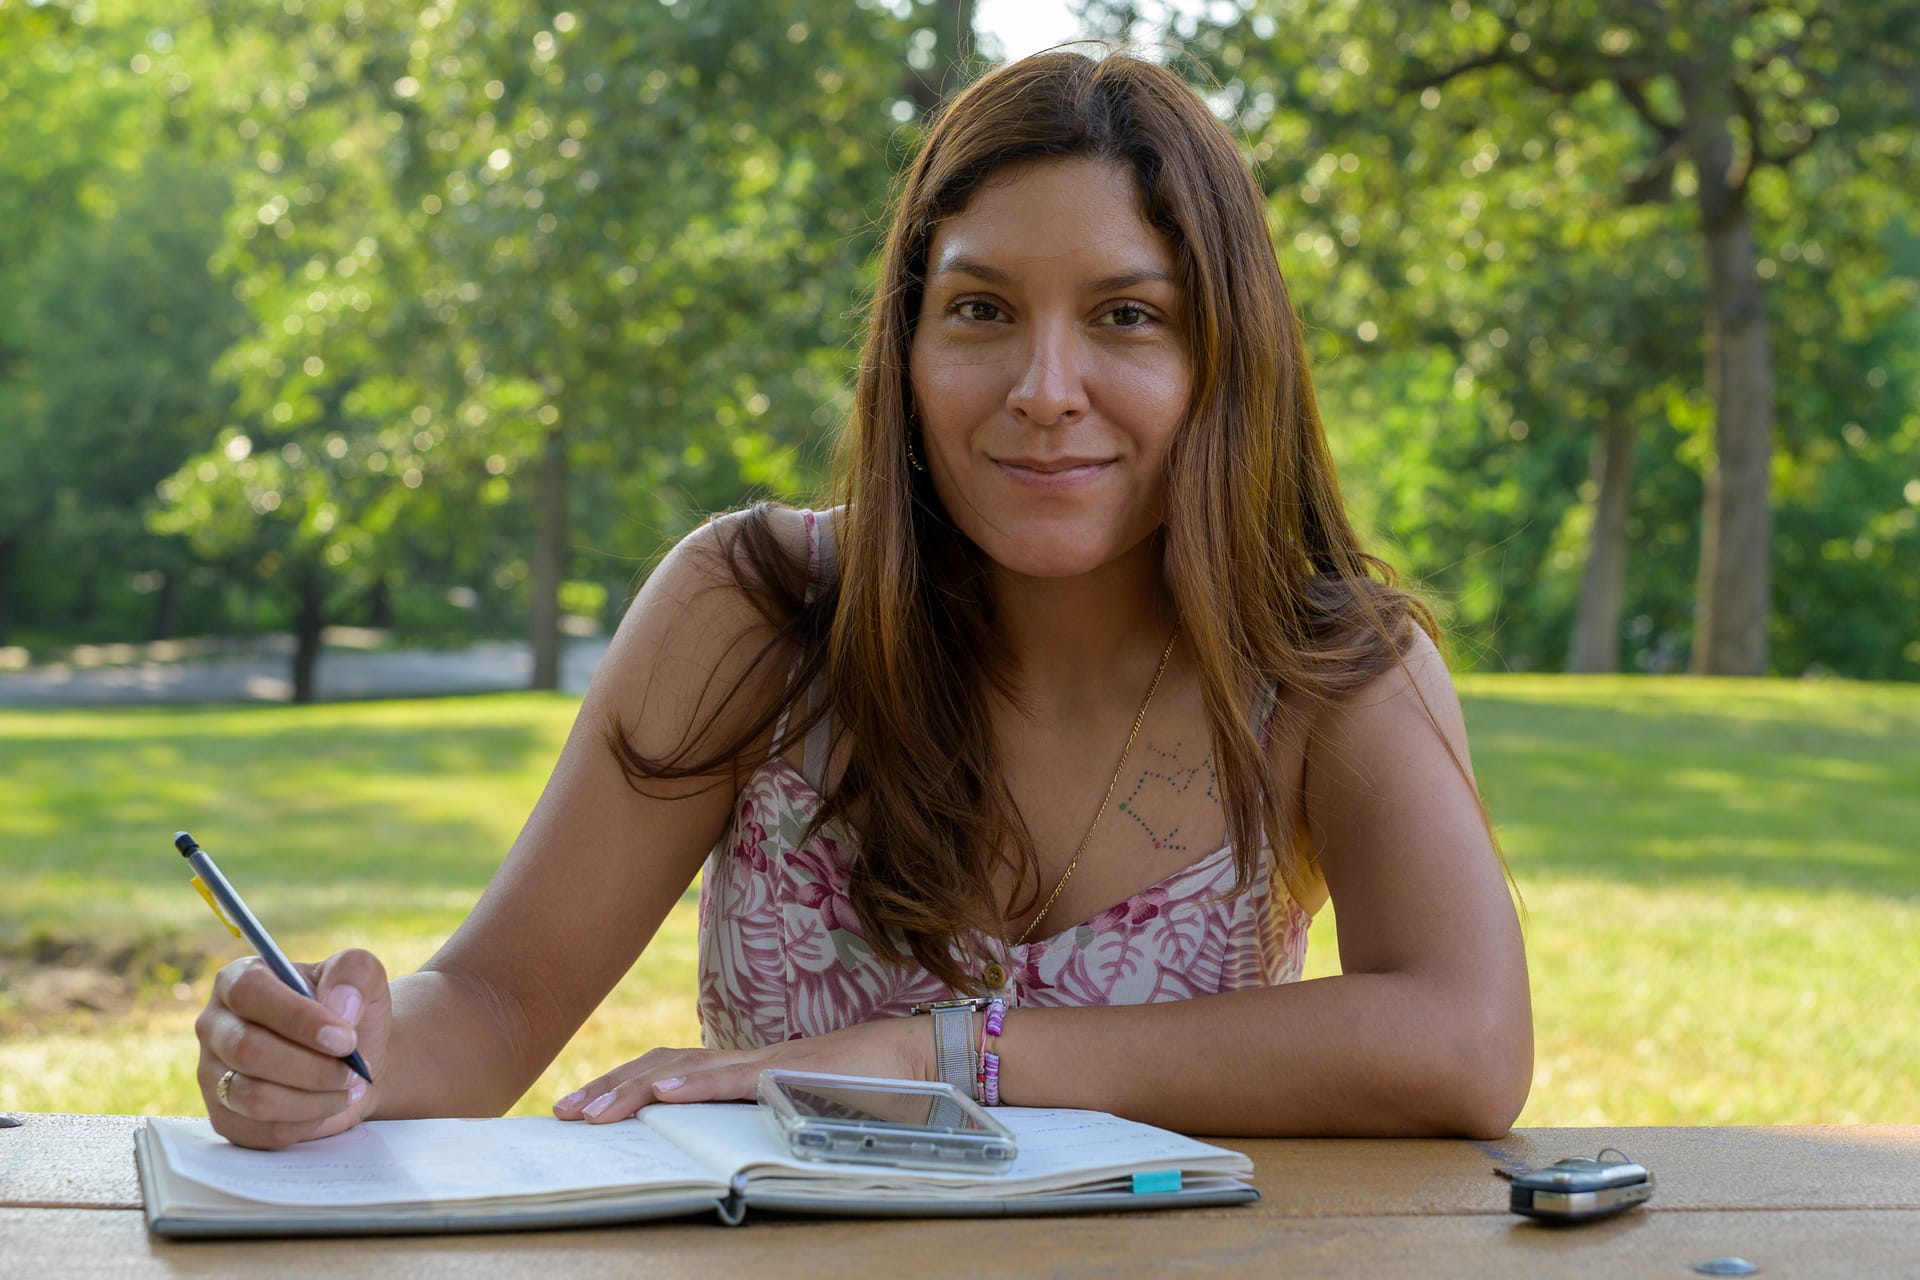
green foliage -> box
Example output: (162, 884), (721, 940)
(145, 0), (920, 647)
(0, 1), (241, 642)
(10, 152), (244, 640)
(2, 1), (1915, 678)
(6, 0), (932, 656)
(1770, 230), (1920, 678)
(1190, 0), (1920, 676)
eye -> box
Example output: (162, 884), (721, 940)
(1107, 304), (1151, 327)
(951, 299), (1004, 323)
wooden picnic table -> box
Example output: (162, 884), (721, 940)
(4, 1114), (1916, 1276)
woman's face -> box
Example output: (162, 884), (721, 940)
(909, 156), (1190, 581)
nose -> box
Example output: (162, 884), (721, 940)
(1005, 321), (1089, 426)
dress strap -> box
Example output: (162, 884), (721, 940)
(767, 510), (820, 750)
(800, 512), (838, 793)
(1250, 677), (1280, 748)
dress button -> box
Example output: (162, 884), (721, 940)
(982, 961), (1007, 990)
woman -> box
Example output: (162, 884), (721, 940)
(193, 51), (1531, 1149)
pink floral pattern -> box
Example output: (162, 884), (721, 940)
(697, 756), (1313, 1049)
(696, 506), (1311, 1048)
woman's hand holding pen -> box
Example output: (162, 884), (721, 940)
(195, 948), (392, 1150)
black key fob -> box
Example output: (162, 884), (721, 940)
(1507, 1154), (1655, 1222)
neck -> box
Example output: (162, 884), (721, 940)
(987, 532), (1177, 712)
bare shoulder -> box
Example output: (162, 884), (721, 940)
(587, 505), (814, 760)
(640, 505), (812, 608)
(1260, 630), (1463, 903)
(1339, 627), (1455, 709)
(1306, 627), (1473, 795)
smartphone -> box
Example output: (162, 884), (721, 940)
(756, 1069), (1018, 1174)
(1508, 1156), (1655, 1222)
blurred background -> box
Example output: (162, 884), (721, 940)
(3, 0), (1914, 692)
(2, 1), (1916, 1125)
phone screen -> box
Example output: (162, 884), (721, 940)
(779, 1081), (992, 1133)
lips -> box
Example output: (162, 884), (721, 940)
(994, 456), (1112, 473)
(992, 455), (1114, 491)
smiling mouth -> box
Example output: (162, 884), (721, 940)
(994, 457), (1113, 474)
(992, 457), (1113, 490)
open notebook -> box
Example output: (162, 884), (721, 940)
(136, 1104), (1257, 1237)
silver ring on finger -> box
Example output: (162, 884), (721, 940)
(216, 1068), (238, 1107)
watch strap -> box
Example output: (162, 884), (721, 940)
(914, 998), (984, 1101)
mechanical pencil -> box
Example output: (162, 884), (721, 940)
(174, 831), (373, 1084)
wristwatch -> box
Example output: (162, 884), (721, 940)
(909, 997), (993, 1100)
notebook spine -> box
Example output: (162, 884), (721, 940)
(715, 1172), (751, 1226)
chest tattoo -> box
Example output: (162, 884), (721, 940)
(1114, 741), (1219, 853)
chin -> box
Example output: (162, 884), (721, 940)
(962, 520), (1153, 582)
(989, 548), (1116, 580)
(935, 480), (1163, 581)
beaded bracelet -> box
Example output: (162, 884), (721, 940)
(976, 997), (1007, 1106)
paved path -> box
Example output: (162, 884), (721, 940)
(0, 635), (610, 708)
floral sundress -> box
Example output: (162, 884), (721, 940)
(696, 510), (1312, 1050)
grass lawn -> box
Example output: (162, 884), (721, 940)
(2, 676), (1915, 1125)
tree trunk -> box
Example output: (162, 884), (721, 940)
(75, 569), (99, 634)
(291, 563), (325, 704)
(366, 574), (393, 630)
(0, 536), (17, 647)
(907, 0), (978, 116)
(149, 569), (180, 642)
(529, 424), (568, 692)
(1567, 409), (1636, 673)
(1681, 68), (1774, 676)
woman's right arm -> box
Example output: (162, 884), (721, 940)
(194, 510), (805, 1148)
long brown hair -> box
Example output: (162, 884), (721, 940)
(612, 51), (1436, 992)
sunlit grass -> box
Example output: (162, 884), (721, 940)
(1459, 674), (1920, 1124)
(2, 677), (1916, 1125)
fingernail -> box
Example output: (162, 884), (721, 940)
(317, 1025), (355, 1055)
(323, 985), (363, 1025)
(654, 1076), (685, 1093)
(349, 1081), (367, 1104)
(582, 1091), (617, 1118)
(555, 1089), (586, 1111)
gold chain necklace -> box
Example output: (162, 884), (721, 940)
(1010, 624), (1181, 949)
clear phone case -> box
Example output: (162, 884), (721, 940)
(756, 1069), (1018, 1174)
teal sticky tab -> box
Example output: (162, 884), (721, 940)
(1131, 1169), (1183, 1194)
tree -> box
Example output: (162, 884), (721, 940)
(1160, 2), (1700, 671)
(0, 1), (141, 643)
(907, 0), (982, 114)
(1281, 1), (1911, 674)
(148, 1), (930, 695)
(417, 2), (913, 684)
(372, 0), (918, 687)
(0, 0), (247, 647)
(20, 155), (245, 642)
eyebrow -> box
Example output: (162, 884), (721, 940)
(927, 253), (1177, 295)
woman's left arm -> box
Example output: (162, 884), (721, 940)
(979, 630), (1530, 1137)
(561, 632), (1532, 1137)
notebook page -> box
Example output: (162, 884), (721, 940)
(148, 1116), (726, 1208)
